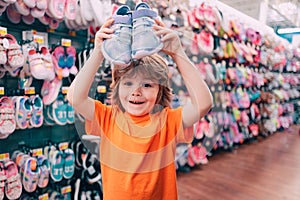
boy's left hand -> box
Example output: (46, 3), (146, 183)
(153, 20), (184, 58)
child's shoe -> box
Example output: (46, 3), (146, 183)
(131, 2), (163, 59)
(102, 5), (132, 67)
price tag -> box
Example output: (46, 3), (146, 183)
(0, 27), (7, 36)
(31, 148), (43, 157)
(61, 185), (71, 194)
(0, 153), (9, 161)
(61, 86), (69, 94)
(33, 35), (44, 44)
(59, 142), (69, 151)
(38, 193), (49, 200)
(61, 38), (71, 47)
(97, 85), (106, 93)
(0, 87), (4, 95)
(24, 87), (35, 95)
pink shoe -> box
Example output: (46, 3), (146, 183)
(65, 0), (76, 20)
(31, 7), (45, 18)
(0, 162), (5, 200)
(48, 0), (66, 19)
(6, 4), (21, 24)
(14, 0), (30, 16)
(0, 96), (16, 136)
(4, 160), (22, 200)
(41, 77), (62, 105)
(28, 49), (48, 80)
(23, 0), (36, 8)
(197, 30), (214, 54)
(36, 0), (47, 10)
(40, 46), (55, 81)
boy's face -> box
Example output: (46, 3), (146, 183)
(118, 73), (159, 116)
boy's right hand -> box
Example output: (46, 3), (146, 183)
(94, 18), (115, 52)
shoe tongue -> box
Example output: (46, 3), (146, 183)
(135, 2), (150, 10)
(116, 5), (130, 15)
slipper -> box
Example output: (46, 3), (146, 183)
(83, 152), (101, 184)
(197, 30), (214, 54)
(22, 13), (35, 25)
(89, 0), (105, 26)
(49, 149), (64, 182)
(21, 156), (39, 193)
(38, 14), (51, 25)
(37, 155), (50, 188)
(41, 77), (62, 105)
(65, 0), (77, 20)
(81, 0), (93, 22)
(52, 46), (69, 78)
(14, 0), (30, 16)
(29, 95), (44, 127)
(0, 162), (6, 200)
(63, 148), (75, 179)
(194, 144), (208, 165)
(36, 0), (47, 9)
(23, 0), (35, 8)
(31, 6), (46, 18)
(48, 0), (66, 20)
(65, 46), (78, 75)
(4, 160), (22, 200)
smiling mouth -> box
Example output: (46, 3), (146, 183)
(129, 100), (144, 105)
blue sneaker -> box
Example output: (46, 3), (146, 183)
(102, 5), (132, 66)
(131, 2), (163, 59)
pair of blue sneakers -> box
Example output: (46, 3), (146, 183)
(102, 2), (163, 66)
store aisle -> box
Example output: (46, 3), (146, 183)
(177, 125), (300, 200)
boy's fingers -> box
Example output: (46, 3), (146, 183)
(154, 19), (165, 27)
(103, 18), (114, 27)
(102, 27), (114, 33)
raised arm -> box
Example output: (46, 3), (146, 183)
(67, 18), (114, 120)
(153, 21), (213, 128)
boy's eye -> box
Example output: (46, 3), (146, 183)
(141, 83), (153, 88)
(123, 81), (133, 86)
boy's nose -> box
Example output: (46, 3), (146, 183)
(131, 86), (142, 96)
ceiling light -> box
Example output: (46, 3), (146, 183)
(277, 28), (300, 34)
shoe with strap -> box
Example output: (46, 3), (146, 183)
(131, 2), (163, 60)
(102, 5), (132, 67)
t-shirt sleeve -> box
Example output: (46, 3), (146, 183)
(85, 100), (107, 136)
(168, 107), (194, 144)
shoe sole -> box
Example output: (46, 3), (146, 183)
(132, 42), (163, 60)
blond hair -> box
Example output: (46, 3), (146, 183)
(110, 54), (172, 112)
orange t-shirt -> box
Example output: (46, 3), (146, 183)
(86, 100), (193, 200)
